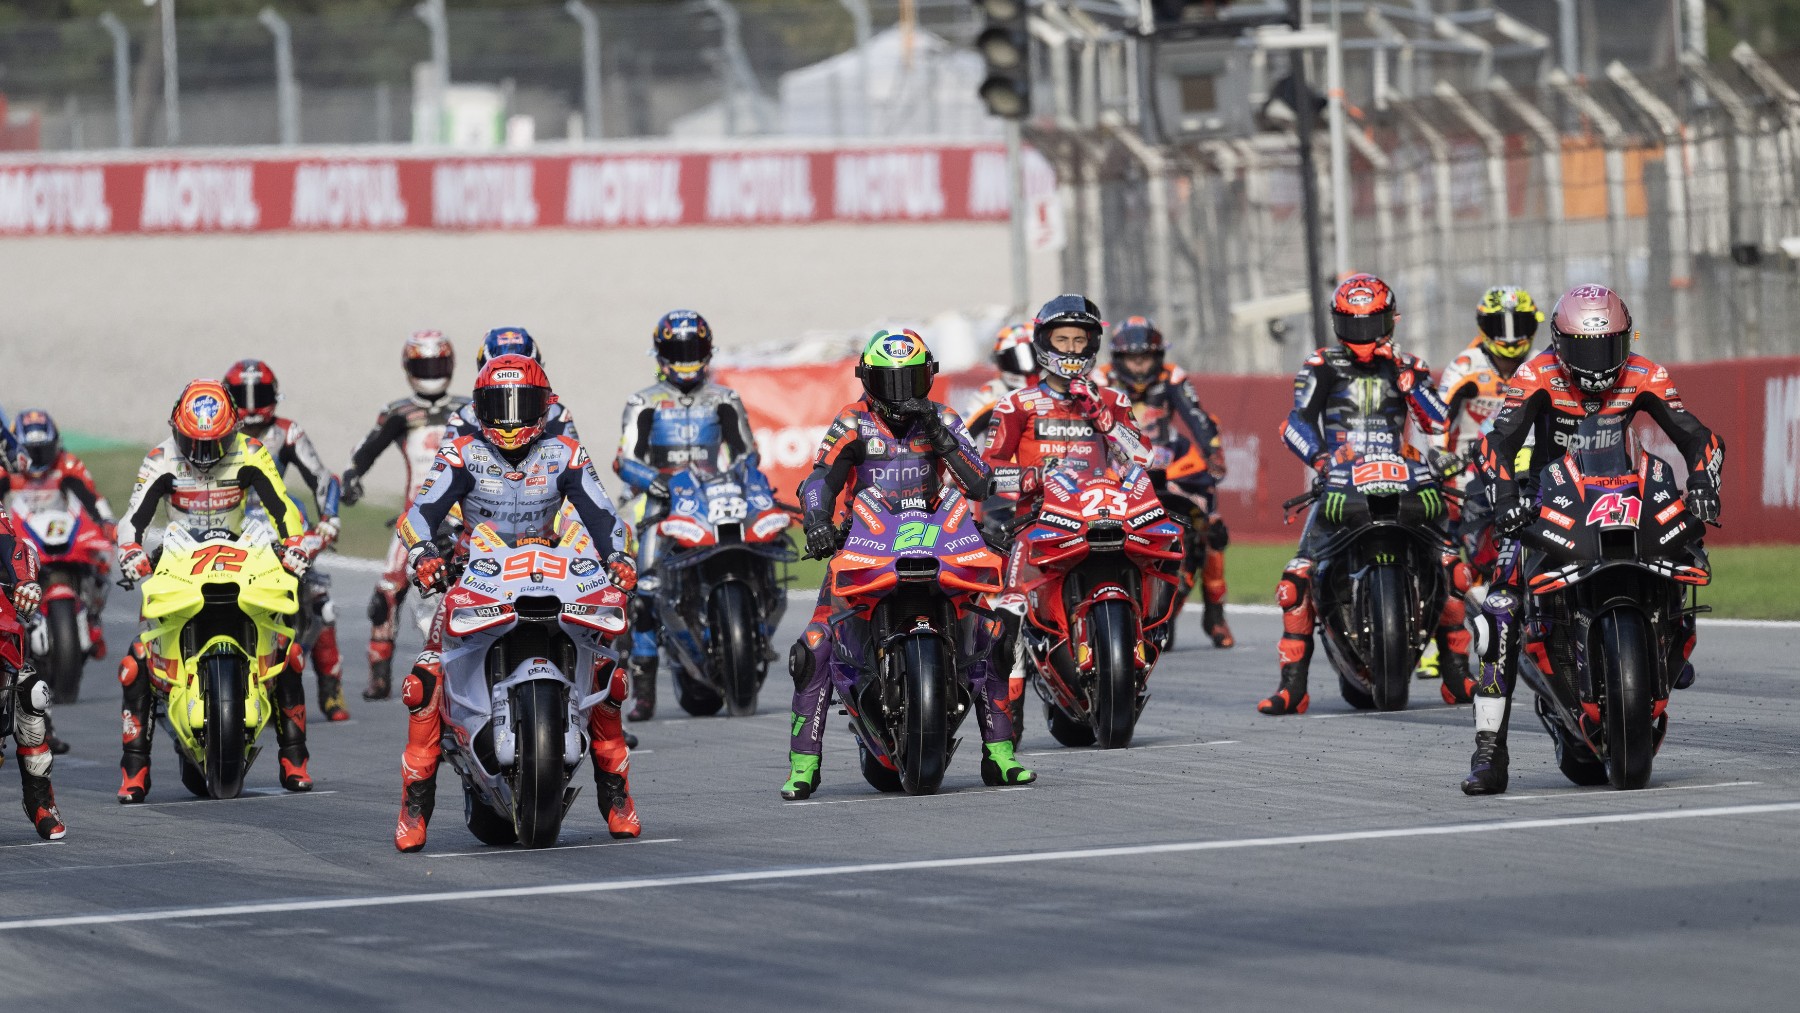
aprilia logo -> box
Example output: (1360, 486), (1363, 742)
(1553, 426), (1622, 451)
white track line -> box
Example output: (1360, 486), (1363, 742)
(1505, 780), (1761, 801)
(124, 790), (339, 810)
(1021, 739), (1236, 757)
(786, 786), (1034, 806)
(8, 800), (1800, 932)
(0, 842), (54, 852)
(427, 838), (681, 859)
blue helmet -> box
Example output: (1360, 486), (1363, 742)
(653, 310), (713, 392)
(13, 409), (61, 477)
(476, 327), (541, 369)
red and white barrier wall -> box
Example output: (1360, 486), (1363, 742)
(720, 356), (1800, 547)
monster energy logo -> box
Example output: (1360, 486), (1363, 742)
(1373, 553), (1396, 564)
(1323, 491), (1348, 524)
(1351, 376), (1387, 416)
(1418, 487), (1443, 520)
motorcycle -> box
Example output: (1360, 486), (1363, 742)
(1284, 446), (1456, 711)
(138, 522), (301, 799)
(12, 504), (111, 703)
(827, 484), (1005, 795)
(1144, 445), (1217, 653)
(1015, 459), (1184, 749)
(437, 521), (630, 847)
(653, 457), (793, 716)
(1513, 414), (1710, 790)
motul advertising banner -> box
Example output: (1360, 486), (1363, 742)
(0, 143), (1026, 236)
(721, 356), (1800, 547)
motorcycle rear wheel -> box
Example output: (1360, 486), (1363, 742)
(709, 583), (760, 717)
(1598, 609), (1657, 790)
(858, 742), (903, 793)
(674, 667), (725, 717)
(1536, 694), (1608, 787)
(464, 781), (519, 846)
(201, 653), (248, 799)
(1044, 700), (1097, 748)
(512, 681), (568, 848)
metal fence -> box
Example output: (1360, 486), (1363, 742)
(0, 0), (989, 149)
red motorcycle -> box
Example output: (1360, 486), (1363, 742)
(10, 503), (112, 703)
(1014, 460), (1184, 748)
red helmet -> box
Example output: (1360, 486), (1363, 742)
(473, 354), (552, 453)
(1331, 273), (1397, 362)
(223, 358), (280, 428)
(170, 379), (238, 472)
(992, 324), (1036, 381)
(403, 330), (455, 397)
(1550, 284), (1634, 393)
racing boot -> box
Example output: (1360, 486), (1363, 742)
(273, 668), (313, 792)
(1438, 646), (1473, 705)
(1258, 662), (1310, 716)
(87, 614), (107, 661)
(781, 751), (821, 800)
(1201, 602), (1235, 649)
(313, 626), (351, 722)
(363, 654), (393, 701)
(1415, 639), (1441, 680)
(117, 644), (155, 804)
(1261, 564), (1314, 715)
(625, 654), (657, 722)
(13, 668), (65, 840)
(1461, 696), (1511, 795)
(595, 769), (641, 839)
(979, 740), (1036, 786)
(19, 770), (65, 841)
(395, 771), (436, 853)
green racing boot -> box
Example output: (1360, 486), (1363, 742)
(780, 751), (821, 801)
(980, 740), (1036, 786)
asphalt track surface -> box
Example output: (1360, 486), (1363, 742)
(6, 559), (1800, 1011)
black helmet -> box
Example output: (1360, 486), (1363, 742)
(653, 310), (713, 392)
(1108, 315), (1165, 394)
(1032, 294), (1104, 381)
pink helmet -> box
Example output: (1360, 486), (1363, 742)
(1549, 284), (1633, 393)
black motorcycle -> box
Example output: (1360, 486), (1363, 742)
(1513, 413), (1710, 790)
(1286, 447), (1456, 711)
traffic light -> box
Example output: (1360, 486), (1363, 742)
(974, 0), (1030, 119)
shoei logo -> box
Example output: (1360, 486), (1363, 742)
(490, 368), (525, 382)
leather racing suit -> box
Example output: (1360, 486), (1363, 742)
(343, 392), (471, 696)
(1437, 336), (1534, 581)
(393, 432), (637, 846)
(115, 433), (312, 801)
(0, 507), (63, 838)
(612, 378), (755, 719)
(1, 450), (115, 659)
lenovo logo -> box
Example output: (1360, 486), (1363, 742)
(1036, 419), (1095, 441)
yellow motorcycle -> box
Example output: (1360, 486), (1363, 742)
(138, 523), (300, 799)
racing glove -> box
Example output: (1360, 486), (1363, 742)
(280, 536), (313, 578)
(1068, 380), (1114, 433)
(803, 517), (841, 560)
(340, 469), (364, 506)
(647, 476), (671, 501)
(408, 543), (445, 593)
(1685, 475), (1721, 524)
(314, 516), (341, 548)
(11, 580), (40, 621)
(901, 399), (958, 453)
(118, 542), (152, 586)
(606, 551), (638, 592)
(1494, 493), (1534, 536)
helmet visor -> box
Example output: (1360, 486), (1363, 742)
(995, 344), (1035, 377)
(405, 357), (455, 381)
(656, 332), (711, 364)
(863, 363), (934, 405)
(1478, 311), (1540, 343)
(1554, 329), (1632, 386)
(474, 385), (549, 429)
(1333, 310), (1394, 346)
(22, 440), (56, 473)
(230, 382), (278, 416)
(177, 434), (225, 471)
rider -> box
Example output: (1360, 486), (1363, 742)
(781, 329), (1032, 800)
(612, 310), (756, 722)
(1440, 287), (1543, 462)
(1092, 315), (1236, 648)
(393, 354), (640, 851)
(1258, 273), (1470, 716)
(962, 323), (1036, 440)
(340, 331), (469, 701)
(446, 327), (581, 442)
(224, 359), (350, 723)
(115, 380), (316, 803)
(2, 410), (116, 661)
(1461, 284), (1724, 795)
(0, 505), (61, 839)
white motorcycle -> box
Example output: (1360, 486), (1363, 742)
(437, 522), (630, 848)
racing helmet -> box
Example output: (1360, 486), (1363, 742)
(1475, 286), (1543, 360)
(1032, 294), (1105, 381)
(1331, 273), (1397, 362)
(170, 379), (238, 472)
(653, 310), (713, 393)
(473, 353), (552, 453)
(13, 410), (61, 477)
(476, 327), (542, 369)
(992, 324), (1036, 385)
(403, 330), (455, 398)
(1550, 284), (1635, 394)
(1108, 315), (1166, 395)
(856, 329), (939, 419)
(223, 358), (280, 429)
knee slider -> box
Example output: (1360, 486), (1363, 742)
(788, 638), (814, 690)
(367, 591), (392, 626)
(402, 654), (441, 713)
(17, 669), (49, 715)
